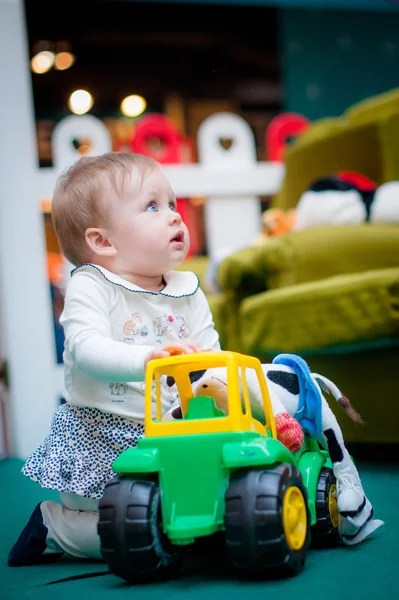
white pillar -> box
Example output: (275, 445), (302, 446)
(197, 112), (262, 260)
(0, 0), (58, 458)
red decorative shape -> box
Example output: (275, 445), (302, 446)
(266, 112), (310, 162)
(338, 171), (377, 191)
(131, 114), (200, 256)
(130, 113), (182, 164)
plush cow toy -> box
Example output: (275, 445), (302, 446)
(165, 353), (383, 546)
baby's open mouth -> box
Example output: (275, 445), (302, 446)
(171, 230), (184, 243)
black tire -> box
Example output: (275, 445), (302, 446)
(311, 467), (340, 548)
(224, 463), (310, 578)
(98, 476), (183, 582)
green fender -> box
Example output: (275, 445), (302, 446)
(112, 447), (160, 474)
(296, 450), (328, 525)
(222, 437), (295, 469)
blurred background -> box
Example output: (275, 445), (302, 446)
(26, 0), (399, 267)
(1, 0), (399, 459)
(29, 0), (280, 167)
(28, 1), (399, 165)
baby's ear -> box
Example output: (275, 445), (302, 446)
(85, 228), (117, 257)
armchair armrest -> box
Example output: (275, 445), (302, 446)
(218, 224), (399, 295)
(217, 241), (283, 298)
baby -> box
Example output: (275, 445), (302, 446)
(8, 152), (221, 565)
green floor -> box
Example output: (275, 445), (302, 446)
(1, 457), (399, 600)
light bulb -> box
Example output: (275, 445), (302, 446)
(68, 90), (93, 115)
(120, 95), (147, 117)
(31, 51), (55, 74)
(55, 52), (75, 71)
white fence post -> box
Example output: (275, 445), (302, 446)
(51, 114), (113, 284)
(197, 112), (262, 259)
(52, 114), (113, 173)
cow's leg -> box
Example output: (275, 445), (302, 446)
(317, 397), (383, 544)
(267, 368), (366, 515)
(318, 397), (365, 513)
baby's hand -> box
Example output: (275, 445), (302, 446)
(144, 339), (203, 367)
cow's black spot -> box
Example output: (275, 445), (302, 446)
(167, 370), (207, 388)
(172, 407), (183, 419)
(309, 177), (353, 193)
(267, 371), (299, 395)
(324, 428), (344, 463)
(189, 369), (207, 384)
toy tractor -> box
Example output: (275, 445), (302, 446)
(98, 351), (339, 582)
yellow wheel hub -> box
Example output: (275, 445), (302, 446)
(329, 483), (339, 529)
(282, 486), (307, 551)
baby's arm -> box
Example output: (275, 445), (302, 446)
(61, 272), (151, 381)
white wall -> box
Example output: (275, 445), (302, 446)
(0, 0), (58, 458)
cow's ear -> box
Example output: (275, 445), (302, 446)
(189, 369), (207, 384)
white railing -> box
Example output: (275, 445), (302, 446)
(40, 112), (285, 259)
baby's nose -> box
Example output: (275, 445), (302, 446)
(170, 210), (182, 224)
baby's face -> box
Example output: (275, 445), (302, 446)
(104, 166), (190, 276)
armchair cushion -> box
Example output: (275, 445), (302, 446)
(240, 267), (399, 357)
(218, 224), (399, 295)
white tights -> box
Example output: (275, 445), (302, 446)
(41, 492), (102, 559)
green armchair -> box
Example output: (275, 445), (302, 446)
(213, 224), (399, 444)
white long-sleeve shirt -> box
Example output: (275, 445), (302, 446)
(60, 263), (220, 423)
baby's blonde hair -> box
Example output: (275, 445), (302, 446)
(51, 152), (159, 265)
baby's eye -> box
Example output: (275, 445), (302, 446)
(169, 202), (177, 212)
(146, 202), (157, 212)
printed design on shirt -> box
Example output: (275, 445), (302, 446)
(140, 377), (179, 404)
(153, 314), (174, 339)
(109, 382), (128, 402)
(175, 316), (189, 339)
(123, 312), (149, 342)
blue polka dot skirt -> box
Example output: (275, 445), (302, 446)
(22, 404), (144, 499)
